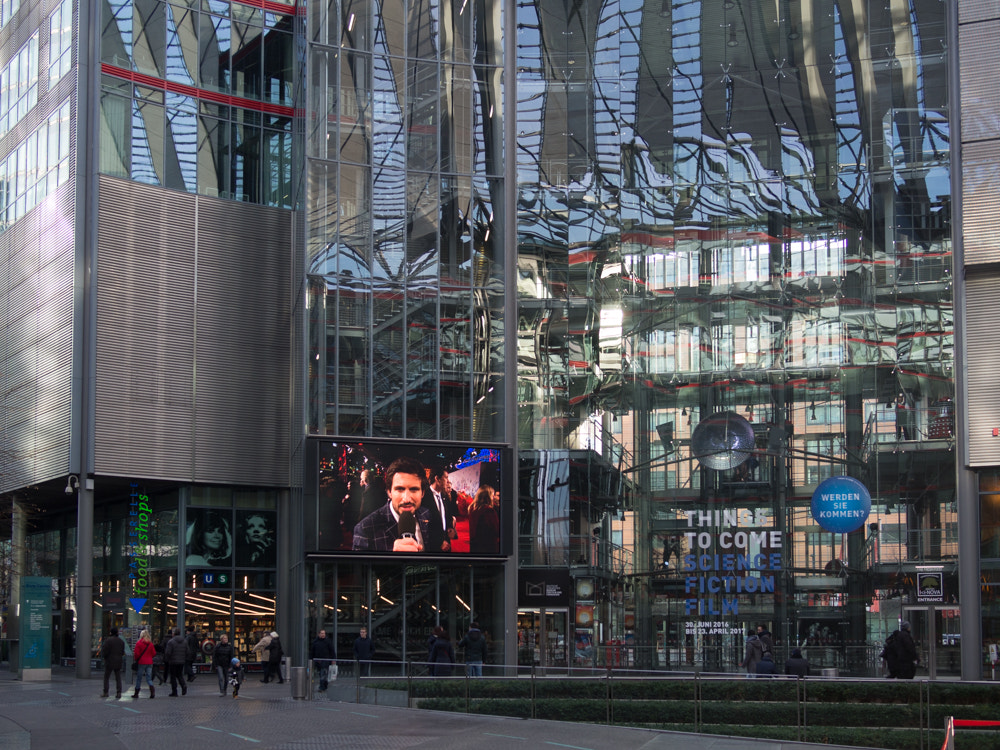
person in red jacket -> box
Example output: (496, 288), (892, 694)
(132, 629), (155, 699)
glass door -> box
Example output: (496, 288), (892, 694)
(517, 609), (568, 669)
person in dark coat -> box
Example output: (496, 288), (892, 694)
(468, 487), (500, 554)
(459, 622), (489, 677)
(883, 620), (919, 679)
(740, 631), (763, 677)
(785, 648), (810, 677)
(310, 629), (336, 691)
(755, 652), (778, 677)
(427, 466), (458, 552)
(428, 627), (455, 676)
(164, 628), (188, 696)
(426, 628), (439, 672)
(153, 636), (168, 684)
(267, 632), (285, 684)
(212, 633), (235, 695)
(353, 627), (375, 677)
(184, 625), (200, 681)
(756, 625), (775, 657)
(99, 627), (126, 699)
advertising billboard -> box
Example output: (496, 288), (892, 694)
(310, 438), (509, 556)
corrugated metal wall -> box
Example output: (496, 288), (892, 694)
(0, 184), (76, 492)
(959, 10), (1000, 266)
(966, 277), (1000, 466)
(96, 176), (292, 486)
(961, 1), (1000, 467)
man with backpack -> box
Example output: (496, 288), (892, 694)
(756, 624), (774, 658)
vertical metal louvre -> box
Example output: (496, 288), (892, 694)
(0, 184), (76, 492)
(966, 276), (1000, 466)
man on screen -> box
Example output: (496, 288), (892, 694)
(352, 457), (438, 552)
(427, 467), (458, 552)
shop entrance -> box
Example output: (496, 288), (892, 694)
(902, 604), (961, 679)
(517, 609), (568, 669)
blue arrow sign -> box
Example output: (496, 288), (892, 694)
(130, 598), (147, 614)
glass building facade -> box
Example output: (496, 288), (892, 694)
(4, 0), (998, 680)
(503, 0), (954, 673)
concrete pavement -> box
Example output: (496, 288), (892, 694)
(0, 666), (876, 750)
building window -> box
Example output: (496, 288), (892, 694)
(0, 0), (20, 31)
(0, 100), (71, 233)
(1, 32), (39, 138)
(98, 75), (292, 206)
(49, 0), (73, 86)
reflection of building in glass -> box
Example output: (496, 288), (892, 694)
(2, 0), (1000, 682)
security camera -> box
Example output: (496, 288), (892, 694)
(65, 475), (80, 495)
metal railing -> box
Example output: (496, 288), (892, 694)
(518, 533), (632, 573)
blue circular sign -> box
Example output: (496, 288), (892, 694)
(811, 476), (872, 534)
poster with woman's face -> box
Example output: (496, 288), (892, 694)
(185, 510), (233, 567)
(235, 510), (276, 567)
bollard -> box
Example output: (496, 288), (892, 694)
(290, 666), (308, 699)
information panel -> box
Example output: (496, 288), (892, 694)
(20, 576), (52, 677)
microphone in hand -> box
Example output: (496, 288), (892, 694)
(398, 510), (416, 539)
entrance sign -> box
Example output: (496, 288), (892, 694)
(917, 571), (944, 602)
(811, 476), (871, 534)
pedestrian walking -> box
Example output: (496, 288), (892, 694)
(740, 630), (763, 677)
(428, 627), (455, 677)
(132, 629), (155, 699)
(310, 629), (336, 691)
(353, 627), (375, 677)
(212, 633), (235, 695)
(184, 625), (200, 681)
(254, 631), (285, 683)
(785, 648), (809, 677)
(164, 628), (188, 696)
(251, 631), (273, 681)
(458, 622), (488, 677)
(99, 627), (126, 699)
(228, 657), (244, 698)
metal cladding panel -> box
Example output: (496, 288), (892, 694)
(960, 1), (1000, 24)
(961, 22), (1000, 143)
(95, 177), (292, 486)
(194, 199), (291, 486)
(961, 141), (1000, 266)
(289, 197), (306, 491)
(95, 178), (198, 480)
(0, 184), (77, 494)
(967, 277), (1000, 466)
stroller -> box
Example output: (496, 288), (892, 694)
(151, 649), (166, 685)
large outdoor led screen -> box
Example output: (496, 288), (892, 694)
(312, 439), (509, 556)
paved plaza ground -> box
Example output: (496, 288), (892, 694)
(0, 666), (874, 749)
